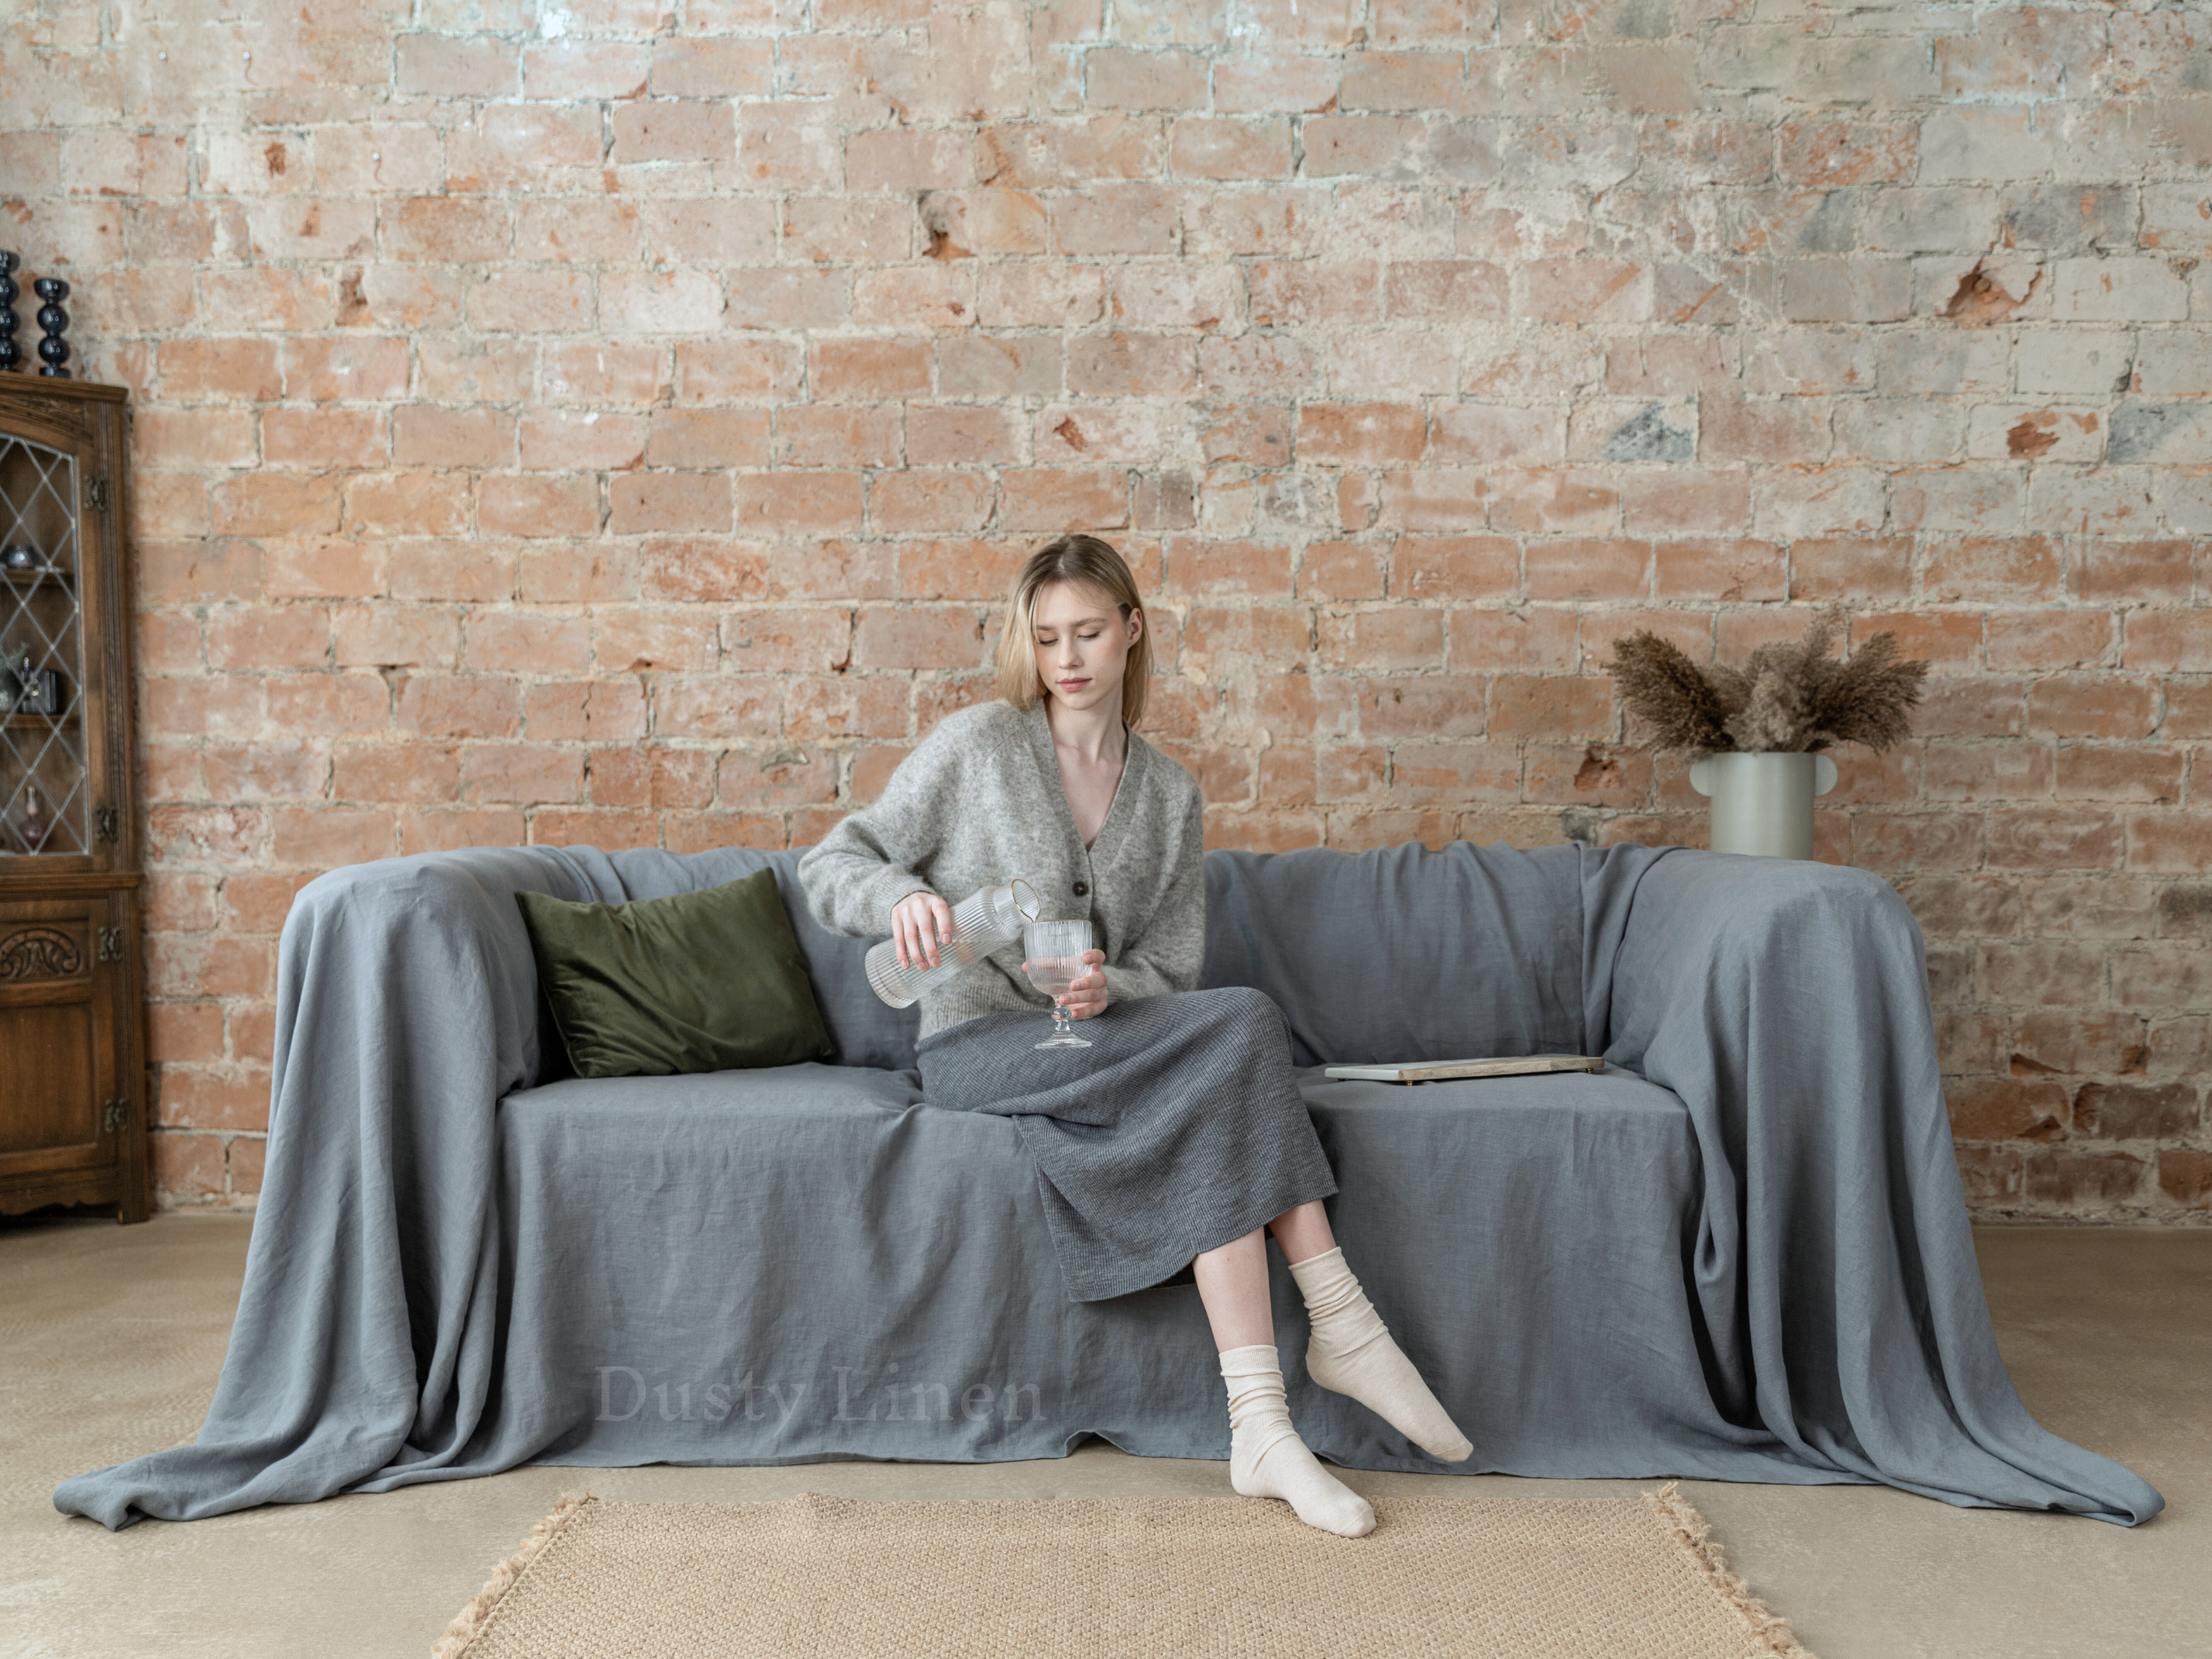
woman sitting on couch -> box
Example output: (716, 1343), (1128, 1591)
(796, 534), (1471, 1539)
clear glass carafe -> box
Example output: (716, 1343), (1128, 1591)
(864, 878), (1039, 1008)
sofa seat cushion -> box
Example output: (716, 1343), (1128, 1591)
(472, 1055), (1822, 1489)
(505, 1059), (925, 1124)
(1292, 1063), (1717, 1445)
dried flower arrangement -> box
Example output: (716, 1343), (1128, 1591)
(1606, 605), (1930, 756)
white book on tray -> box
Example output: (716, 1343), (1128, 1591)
(1319, 1055), (1606, 1086)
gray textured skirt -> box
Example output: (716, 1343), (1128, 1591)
(914, 985), (1339, 1302)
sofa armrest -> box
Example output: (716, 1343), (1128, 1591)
(1599, 849), (1927, 1087)
(53, 843), (619, 1527)
(1584, 848), (2160, 1523)
(273, 845), (619, 1110)
(1597, 851), (1940, 1333)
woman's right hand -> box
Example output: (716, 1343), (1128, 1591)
(891, 890), (956, 970)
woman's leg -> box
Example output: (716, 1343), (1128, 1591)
(1266, 1198), (1335, 1265)
(1192, 1227), (1272, 1351)
(1267, 1202), (1473, 1463)
(1193, 1227), (1374, 1539)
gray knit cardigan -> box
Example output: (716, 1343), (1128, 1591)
(795, 698), (1207, 1041)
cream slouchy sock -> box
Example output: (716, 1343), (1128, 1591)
(1217, 1344), (1375, 1539)
(1286, 1246), (1474, 1463)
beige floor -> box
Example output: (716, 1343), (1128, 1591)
(2, 1217), (2204, 1659)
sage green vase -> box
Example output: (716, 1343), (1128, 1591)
(1687, 751), (1839, 859)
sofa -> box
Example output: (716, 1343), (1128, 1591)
(53, 837), (2162, 1530)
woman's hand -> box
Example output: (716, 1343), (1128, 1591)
(1058, 949), (1108, 1020)
(890, 890), (956, 970)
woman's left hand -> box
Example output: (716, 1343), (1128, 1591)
(1060, 949), (1108, 1020)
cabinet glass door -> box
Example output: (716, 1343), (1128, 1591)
(0, 433), (85, 859)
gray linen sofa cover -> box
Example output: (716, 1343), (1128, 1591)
(52, 840), (2162, 1530)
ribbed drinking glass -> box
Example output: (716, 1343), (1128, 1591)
(1022, 919), (1095, 1050)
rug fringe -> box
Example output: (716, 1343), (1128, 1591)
(1644, 1483), (1818, 1659)
(430, 1489), (595, 1659)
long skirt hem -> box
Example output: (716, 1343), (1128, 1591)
(1040, 1140), (1338, 1302)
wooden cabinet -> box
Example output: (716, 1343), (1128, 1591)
(0, 378), (148, 1222)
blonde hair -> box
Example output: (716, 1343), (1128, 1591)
(995, 535), (1152, 729)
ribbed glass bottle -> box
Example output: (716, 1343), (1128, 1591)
(864, 878), (1039, 1008)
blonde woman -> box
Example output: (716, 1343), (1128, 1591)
(797, 535), (1470, 1538)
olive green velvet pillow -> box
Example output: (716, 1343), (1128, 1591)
(514, 870), (835, 1079)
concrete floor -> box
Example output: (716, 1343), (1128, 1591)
(2, 1217), (2204, 1659)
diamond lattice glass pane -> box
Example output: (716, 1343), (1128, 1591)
(0, 435), (87, 857)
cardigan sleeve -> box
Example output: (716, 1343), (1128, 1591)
(1099, 771), (1206, 1005)
(795, 726), (961, 939)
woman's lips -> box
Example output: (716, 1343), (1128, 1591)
(1058, 677), (1089, 690)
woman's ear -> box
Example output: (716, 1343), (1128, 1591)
(1125, 607), (1144, 647)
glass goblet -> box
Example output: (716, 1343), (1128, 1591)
(1022, 919), (1095, 1050)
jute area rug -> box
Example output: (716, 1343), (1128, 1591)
(432, 1486), (1814, 1659)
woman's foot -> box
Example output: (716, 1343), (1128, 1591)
(1218, 1343), (1376, 1539)
(1287, 1247), (1474, 1463)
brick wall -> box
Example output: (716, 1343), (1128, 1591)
(3, 1), (2207, 1219)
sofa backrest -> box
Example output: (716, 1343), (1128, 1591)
(603, 846), (922, 1072)
(1200, 841), (1590, 1068)
(610, 840), (1594, 1075)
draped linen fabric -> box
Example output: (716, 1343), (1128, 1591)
(52, 841), (2162, 1530)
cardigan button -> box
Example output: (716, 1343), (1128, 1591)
(1072, 880), (1088, 896)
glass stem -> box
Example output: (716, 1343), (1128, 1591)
(1055, 1004), (1073, 1038)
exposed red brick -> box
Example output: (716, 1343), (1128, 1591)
(2026, 677), (2158, 740)
(1449, 608), (1580, 672)
(1924, 537), (2064, 603)
(2074, 1082), (2200, 1141)
(1947, 1078), (2069, 1142)
(334, 743), (461, 805)
(1354, 675), (1482, 738)
(997, 470), (1131, 533)
(1161, 540), (1294, 598)
(1489, 675), (1614, 740)
(2024, 1147), (2148, 1206)
(480, 474), (602, 539)
(2160, 1150), (2212, 1208)
(151, 1133), (227, 1200)
(735, 472), (865, 533)
(35, 11), (2212, 1222)
(853, 607), (986, 670)
(1525, 539), (1652, 602)
(2010, 1011), (2146, 1079)
(1298, 403), (1427, 466)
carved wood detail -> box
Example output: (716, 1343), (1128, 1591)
(0, 925), (83, 979)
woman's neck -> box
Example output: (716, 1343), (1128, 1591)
(1045, 694), (1126, 766)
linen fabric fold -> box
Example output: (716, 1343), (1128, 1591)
(1605, 851), (2163, 1523)
(53, 845), (624, 1526)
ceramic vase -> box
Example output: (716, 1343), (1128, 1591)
(1687, 750), (1839, 859)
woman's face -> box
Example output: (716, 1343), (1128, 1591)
(1031, 580), (1142, 718)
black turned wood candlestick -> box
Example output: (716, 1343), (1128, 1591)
(33, 276), (69, 379)
(0, 252), (19, 373)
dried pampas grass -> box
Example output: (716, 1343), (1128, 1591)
(1605, 605), (1928, 756)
